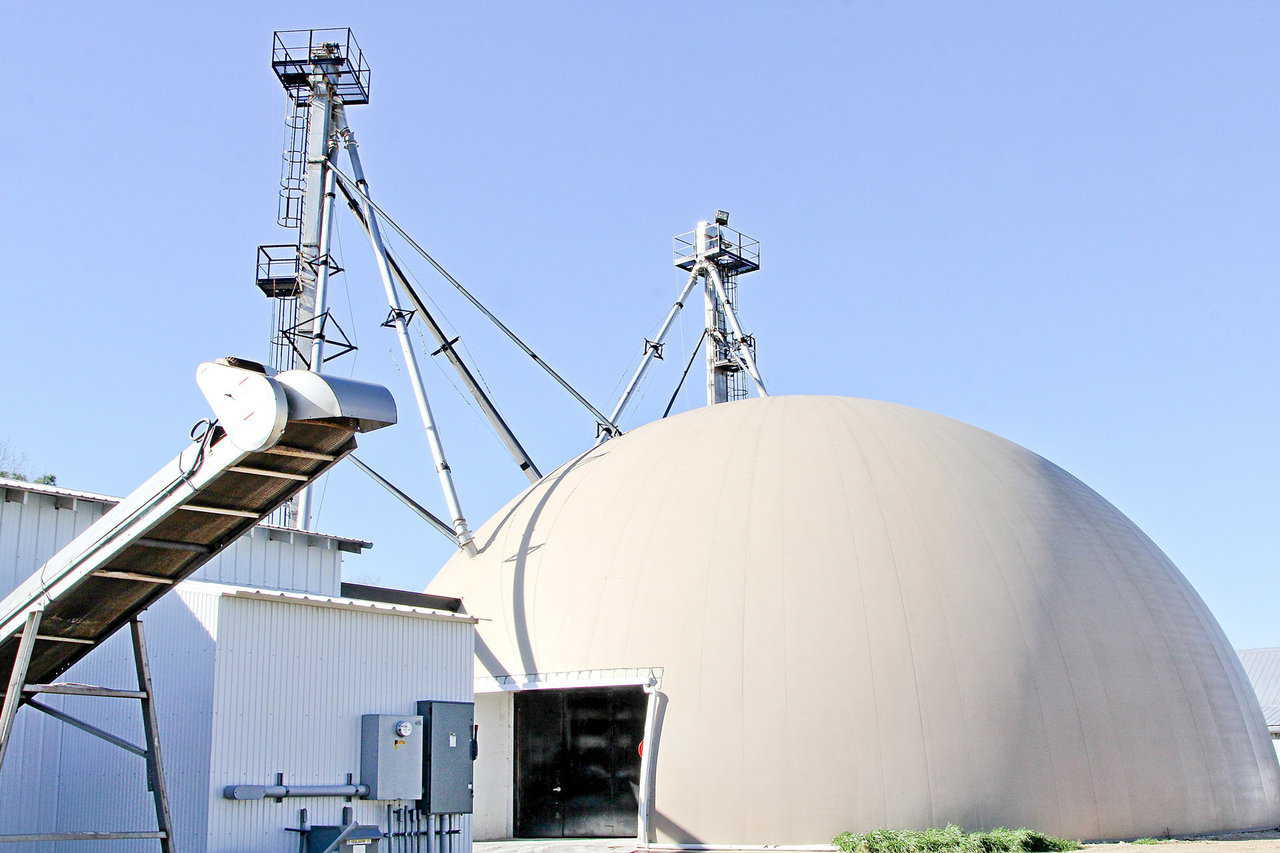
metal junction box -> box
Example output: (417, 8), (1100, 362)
(360, 714), (424, 801)
(416, 700), (474, 814)
(306, 825), (382, 852)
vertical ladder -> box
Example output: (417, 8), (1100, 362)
(278, 95), (310, 230)
(717, 272), (752, 402)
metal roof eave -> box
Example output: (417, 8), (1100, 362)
(0, 477), (372, 553)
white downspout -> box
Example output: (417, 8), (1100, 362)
(636, 676), (661, 847)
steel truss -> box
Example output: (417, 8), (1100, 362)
(280, 309), (357, 368)
(255, 34), (752, 551)
(604, 214), (767, 433)
(257, 28), (638, 553)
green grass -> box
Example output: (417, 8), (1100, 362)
(1132, 840), (1165, 845)
(833, 825), (1082, 853)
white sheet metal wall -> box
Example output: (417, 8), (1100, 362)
(0, 585), (475, 852)
(472, 692), (514, 840)
(0, 583), (223, 852)
(0, 488), (110, 592)
(0, 486), (345, 596)
(193, 527), (343, 595)
(205, 596), (474, 853)
(0, 484), (479, 852)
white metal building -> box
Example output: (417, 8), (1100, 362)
(0, 478), (475, 852)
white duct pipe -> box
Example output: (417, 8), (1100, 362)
(295, 76), (338, 530)
(635, 679), (661, 847)
(703, 272), (720, 405)
(335, 114), (476, 556)
(295, 77), (334, 326)
(305, 132), (340, 373)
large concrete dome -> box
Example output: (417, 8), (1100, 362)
(430, 395), (1280, 844)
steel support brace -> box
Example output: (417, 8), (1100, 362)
(25, 699), (147, 757)
(329, 162), (622, 437)
(348, 454), (456, 543)
(132, 619), (176, 851)
(663, 329), (708, 418)
(335, 179), (542, 483)
(335, 112), (477, 555)
(0, 610), (40, 769)
(604, 269), (701, 435)
(702, 264), (768, 399)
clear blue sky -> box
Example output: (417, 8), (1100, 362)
(3, 2), (1276, 647)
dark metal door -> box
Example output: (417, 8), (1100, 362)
(514, 690), (565, 837)
(514, 686), (647, 838)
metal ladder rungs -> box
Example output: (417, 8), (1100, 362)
(24, 684), (148, 699)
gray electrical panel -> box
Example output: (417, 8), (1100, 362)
(416, 700), (474, 814)
(360, 714), (424, 801)
(306, 825), (382, 852)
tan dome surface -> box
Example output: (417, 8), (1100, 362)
(430, 395), (1280, 844)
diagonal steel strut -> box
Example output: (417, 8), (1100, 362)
(328, 163), (621, 437)
(702, 262), (768, 398)
(335, 180), (541, 482)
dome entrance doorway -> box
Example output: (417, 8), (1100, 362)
(514, 686), (648, 839)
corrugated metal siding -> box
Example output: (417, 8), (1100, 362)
(0, 487), (475, 851)
(193, 526), (342, 596)
(0, 490), (108, 593)
(0, 584), (222, 853)
(0, 489), (345, 599)
(205, 596), (474, 853)
(1239, 648), (1280, 727)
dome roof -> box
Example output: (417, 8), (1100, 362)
(430, 395), (1280, 844)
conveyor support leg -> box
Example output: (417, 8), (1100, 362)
(0, 610), (41, 770)
(0, 616), (176, 849)
(132, 618), (176, 853)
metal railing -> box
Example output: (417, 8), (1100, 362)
(255, 244), (303, 296)
(672, 224), (761, 271)
(270, 28), (371, 105)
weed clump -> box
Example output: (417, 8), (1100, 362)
(834, 825), (1081, 853)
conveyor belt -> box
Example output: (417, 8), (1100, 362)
(0, 359), (396, 695)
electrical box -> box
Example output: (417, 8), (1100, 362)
(360, 714), (424, 801)
(305, 825), (382, 852)
(417, 700), (474, 814)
